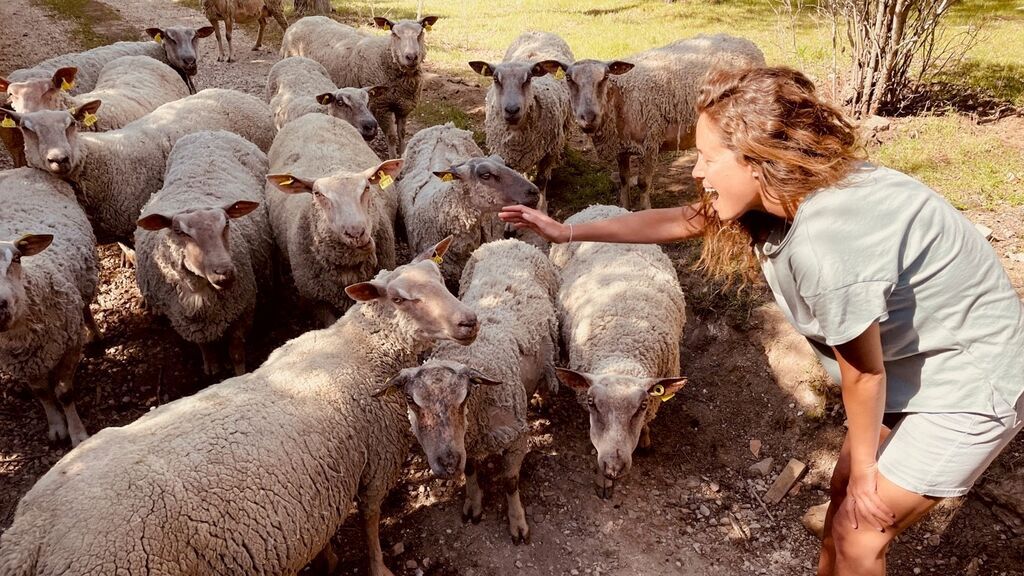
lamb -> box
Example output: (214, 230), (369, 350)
(202, 0), (288, 63)
(0, 167), (99, 447)
(379, 239), (559, 544)
(468, 30), (575, 211)
(134, 131), (273, 377)
(551, 34), (764, 209)
(266, 55), (381, 139)
(5, 25), (215, 96)
(397, 123), (540, 289)
(2, 57), (190, 131)
(280, 14), (440, 157)
(0, 88), (275, 244)
(0, 239), (480, 576)
(549, 204), (688, 499)
(265, 112), (402, 326)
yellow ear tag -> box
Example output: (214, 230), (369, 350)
(82, 112), (98, 127)
(383, 23), (391, 31)
(280, 177), (294, 186)
(1, 117), (15, 129)
(431, 255), (443, 265)
(154, 32), (163, 44)
(60, 78), (74, 92)
(440, 173), (454, 182)
(424, 23), (432, 31)
(554, 66), (565, 80)
(377, 171), (394, 189)
(649, 384), (674, 402)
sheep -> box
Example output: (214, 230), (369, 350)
(266, 55), (382, 140)
(0, 167), (99, 447)
(2, 57), (190, 131)
(134, 131), (273, 377)
(468, 31), (575, 211)
(5, 26), (215, 96)
(379, 238), (559, 544)
(548, 34), (765, 210)
(397, 123), (540, 289)
(0, 68), (78, 167)
(0, 238), (480, 576)
(265, 112), (402, 326)
(202, 0), (288, 63)
(280, 14), (440, 157)
(549, 204), (688, 499)
(0, 88), (275, 245)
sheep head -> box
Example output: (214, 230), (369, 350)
(469, 59), (554, 126)
(1, 100), (100, 177)
(555, 59), (634, 134)
(433, 155), (540, 211)
(146, 25), (215, 94)
(0, 67), (77, 113)
(0, 234), (53, 331)
(315, 87), (381, 142)
(374, 16), (439, 72)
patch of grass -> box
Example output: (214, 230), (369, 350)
(410, 98), (485, 144)
(874, 114), (1024, 210)
(546, 147), (616, 219)
(31, 0), (135, 48)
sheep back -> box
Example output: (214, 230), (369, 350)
(266, 56), (336, 130)
(7, 41), (168, 95)
(75, 55), (190, 131)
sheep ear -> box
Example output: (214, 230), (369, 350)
(0, 77), (9, 92)
(606, 61), (634, 75)
(194, 26), (216, 39)
(555, 368), (592, 392)
(646, 377), (688, 402)
(51, 67), (78, 92)
(464, 367), (501, 387)
(412, 235), (453, 263)
(367, 159), (403, 189)
(266, 173), (315, 195)
(0, 108), (22, 129)
(373, 17), (394, 31)
(224, 200), (260, 219)
(137, 213), (173, 231)
(533, 60), (566, 78)
(72, 100), (101, 125)
(345, 279), (387, 302)
(14, 234), (53, 257)
(468, 61), (495, 77)
(145, 27), (166, 43)
(371, 370), (410, 400)
(315, 92), (336, 106)
(419, 15), (439, 29)
(366, 85), (387, 99)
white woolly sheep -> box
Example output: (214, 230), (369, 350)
(553, 34), (765, 209)
(0, 167), (99, 447)
(468, 31), (575, 211)
(265, 112), (402, 326)
(135, 131), (273, 377)
(266, 55), (382, 139)
(280, 14), (440, 157)
(0, 88), (275, 244)
(203, 0), (288, 63)
(550, 204), (688, 499)
(380, 238), (559, 544)
(0, 239), (479, 576)
(397, 123), (540, 289)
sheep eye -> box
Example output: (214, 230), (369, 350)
(11, 254), (21, 264)
(479, 172), (492, 180)
(586, 396), (596, 409)
(391, 296), (406, 305)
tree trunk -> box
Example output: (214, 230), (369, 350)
(293, 0), (331, 16)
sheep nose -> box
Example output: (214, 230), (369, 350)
(209, 267), (235, 289)
(504, 104), (520, 116)
(404, 52), (418, 64)
(46, 151), (69, 165)
(183, 57), (196, 67)
(455, 314), (479, 342)
(361, 122), (378, 141)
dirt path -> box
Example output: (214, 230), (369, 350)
(2, 2), (1022, 575)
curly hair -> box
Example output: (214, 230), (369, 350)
(692, 66), (866, 286)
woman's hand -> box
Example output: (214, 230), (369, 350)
(842, 461), (896, 531)
(499, 205), (570, 243)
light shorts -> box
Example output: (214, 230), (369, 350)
(877, 393), (1024, 497)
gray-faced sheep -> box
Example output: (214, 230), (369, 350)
(0, 239), (478, 576)
(135, 131), (273, 377)
(468, 30), (575, 211)
(280, 15), (440, 157)
(397, 123), (540, 289)
(202, 0), (289, 63)
(0, 88), (275, 244)
(550, 204), (688, 499)
(550, 34), (764, 210)
(379, 239), (559, 544)
(0, 168), (99, 447)
(265, 112), (401, 326)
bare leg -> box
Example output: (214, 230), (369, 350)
(502, 440), (530, 544)
(617, 152), (632, 210)
(462, 458), (483, 523)
(360, 495), (396, 576)
(51, 341), (87, 446)
(253, 16), (266, 51)
(225, 18), (235, 62)
(28, 376), (67, 444)
(211, 20), (226, 62)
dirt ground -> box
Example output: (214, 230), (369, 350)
(2, 1), (1023, 575)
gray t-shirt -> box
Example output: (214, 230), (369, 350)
(758, 163), (1024, 415)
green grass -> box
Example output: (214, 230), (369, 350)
(875, 114), (1024, 209)
(409, 100), (485, 145)
(32, 0), (136, 48)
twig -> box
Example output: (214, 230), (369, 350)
(749, 486), (775, 522)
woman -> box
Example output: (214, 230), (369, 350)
(500, 66), (1024, 575)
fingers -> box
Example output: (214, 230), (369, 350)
(843, 496), (859, 530)
(861, 491), (896, 530)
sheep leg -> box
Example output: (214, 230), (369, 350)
(638, 422), (652, 451)
(253, 16), (266, 51)
(83, 303), (103, 344)
(198, 342), (219, 376)
(359, 496), (395, 576)
(376, 112), (397, 158)
(395, 113), (408, 156)
(595, 469), (616, 500)
(228, 329), (246, 377)
(534, 154), (555, 214)
(617, 152), (632, 210)
(314, 302), (337, 329)
(502, 439), (530, 545)
(52, 340), (88, 446)
(28, 376), (68, 444)
(225, 18), (236, 62)
(310, 542), (339, 575)
(211, 20), (227, 62)
(638, 156), (656, 210)
(268, 3), (288, 30)
(462, 457), (483, 523)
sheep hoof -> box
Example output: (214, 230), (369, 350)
(595, 479), (615, 500)
(510, 526), (530, 545)
(461, 508), (482, 524)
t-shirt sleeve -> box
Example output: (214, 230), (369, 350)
(804, 281), (894, 346)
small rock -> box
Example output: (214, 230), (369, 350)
(749, 438), (762, 458)
(765, 458), (807, 504)
(515, 560), (524, 569)
(802, 501), (831, 540)
(748, 457), (774, 477)
(390, 542), (405, 556)
(699, 504), (711, 517)
(600, 520), (615, 535)
(1008, 252), (1024, 263)
(405, 559), (418, 570)
(927, 534), (941, 547)
(913, 568), (922, 575)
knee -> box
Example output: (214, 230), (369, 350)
(832, 516), (888, 567)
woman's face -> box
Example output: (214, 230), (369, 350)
(691, 113), (763, 221)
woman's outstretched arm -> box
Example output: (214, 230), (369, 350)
(499, 203), (708, 244)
